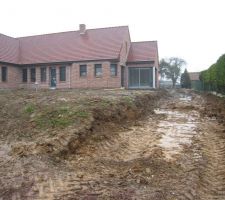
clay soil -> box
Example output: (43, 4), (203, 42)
(0, 89), (225, 200)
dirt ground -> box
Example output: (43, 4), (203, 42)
(0, 89), (225, 200)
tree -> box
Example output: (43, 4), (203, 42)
(208, 64), (217, 91)
(200, 54), (225, 93)
(160, 57), (186, 88)
(215, 54), (225, 93)
(180, 68), (191, 88)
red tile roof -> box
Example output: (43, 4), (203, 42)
(0, 26), (129, 65)
(0, 34), (20, 64)
(18, 26), (129, 64)
(189, 72), (200, 81)
(0, 26), (159, 66)
(127, 41), (158, 64)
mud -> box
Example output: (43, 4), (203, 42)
(8, 90), (162, 157)
(1, 89), (225, 199)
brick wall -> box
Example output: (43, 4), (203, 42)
(19, 65), (71, 89)
(71, 61), (121, 89)
(18, 62), (122, 89)
(0, 65), (21, 88)
(0, 61), (158, 89)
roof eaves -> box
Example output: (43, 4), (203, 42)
(131, 40), (158, 44)
(126, 60), (155, 65)
(20, 58), (120, 66)
(0, 61), (20, 66)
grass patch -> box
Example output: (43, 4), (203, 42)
(74, 110), (89, 118)
(35, 106), (89, 129)
(122, 96), (134, 106)
(99, 99), (112, 108)
(24, 104), (35, 114)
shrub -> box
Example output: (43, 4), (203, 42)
(200, 54), (225, 93)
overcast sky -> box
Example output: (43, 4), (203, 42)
(1, 0), (225, 72)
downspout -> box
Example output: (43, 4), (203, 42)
(155, 41), (160, 88)
(69, 64), (72, 88)
(18, 38), (22, 87)
(153, 66), (155, 88)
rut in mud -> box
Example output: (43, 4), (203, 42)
(0, 89), (225, 200)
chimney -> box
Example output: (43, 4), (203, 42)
(79, 24), (86, 35)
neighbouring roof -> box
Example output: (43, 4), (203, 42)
(189, 72), (200, 81)
(127, 41), (158, 64)
(0, 26), (129, 65)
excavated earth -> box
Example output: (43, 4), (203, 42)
(0, 89), (225, 200)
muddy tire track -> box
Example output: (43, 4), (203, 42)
(198, 122), (225, 200)
(1, 90), (225, 199)
(75, 117), (161, 162)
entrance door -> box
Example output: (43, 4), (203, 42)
(121, 66), (125, 87)
(50, 68), (56, 88)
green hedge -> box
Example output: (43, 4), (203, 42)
(200, 54), (225, 93)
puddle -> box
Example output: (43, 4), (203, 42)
(179, 94), (192, 101)
(0, 143), (10, 158)
(0, 143), (11, 168)
(155, 108), (199, 160)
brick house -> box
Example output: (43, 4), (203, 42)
(0, 25), (159, 89)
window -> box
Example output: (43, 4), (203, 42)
(30, 68), (36, 82)
(110, 64), (117, 76)
(1, 67), (7, 82)
(40, 67), (46, 82)
(80, 65), (87, 77)
(95, 64), (102, 77)
(129, 67), (153, 88)
(60, 66), (66, 81)
(22, 68), (27, 82)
